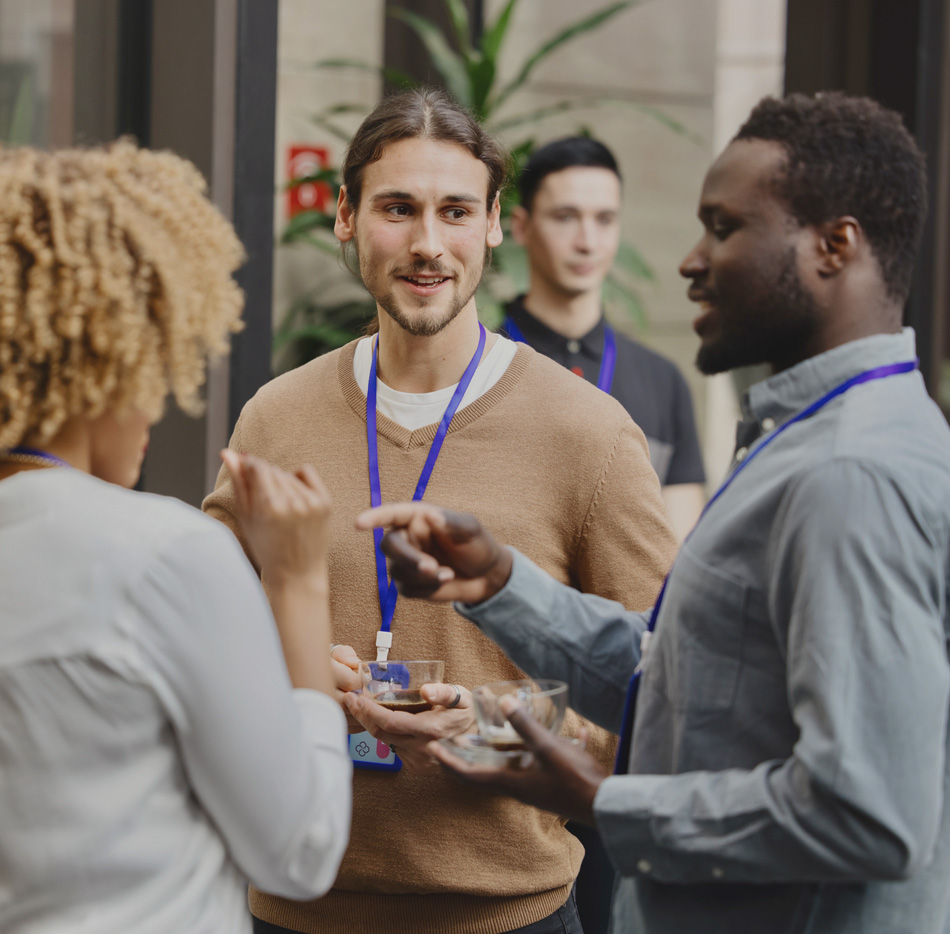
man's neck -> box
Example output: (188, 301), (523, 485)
(522, 282), (602, 340)
(375, 305), (490, 393)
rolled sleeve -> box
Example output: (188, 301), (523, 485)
(133, 523), (352, 900)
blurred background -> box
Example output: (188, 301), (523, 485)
(2, 0), (946, 506)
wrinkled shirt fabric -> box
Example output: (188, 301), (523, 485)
(459, 330), (950, 934)
(0, 470), (352, 934)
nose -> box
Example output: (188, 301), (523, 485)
(679, 238), (707, 280)
(409, 212), (444, 261)
(574, 218), (596, 253)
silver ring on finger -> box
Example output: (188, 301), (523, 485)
(445, 684), (462, 709)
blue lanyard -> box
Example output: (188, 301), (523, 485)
(504, 316), (616, 394)
(613, 357), (919, 774)
(367, 324), (487, 633)
(8, 446), (72, 467)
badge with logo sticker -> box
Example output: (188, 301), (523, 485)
(349, 729), (402, 771)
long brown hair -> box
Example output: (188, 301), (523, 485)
(342, 88), (508, 212)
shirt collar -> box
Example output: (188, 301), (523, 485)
(741, 328), (918, 427)
(507, 295), (607, 357)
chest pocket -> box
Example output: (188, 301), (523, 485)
(649, 545), (748, 713)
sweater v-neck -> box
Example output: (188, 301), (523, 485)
(338, 338), (532, 451)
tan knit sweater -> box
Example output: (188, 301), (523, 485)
(203, 340), (677, 934)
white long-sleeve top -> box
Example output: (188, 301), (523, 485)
(0, 468), (351, 934)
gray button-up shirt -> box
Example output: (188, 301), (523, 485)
(458, 330), (950, 933)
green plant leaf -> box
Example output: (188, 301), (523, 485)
(628, 101), (701, 143)
(390, 7), (471, 106)
(491, 98), (602, 133)
(493, 96), (702, 145)
(443, 0), (473, 55)
(468, 57), (496, 120)
(491, 1), (636, 113)
(480, 0), (518, 65)
(284, 166), (339, 190)
(318, 102), (372, 117)
(309, 114), (354, 143)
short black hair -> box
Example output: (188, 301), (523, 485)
(518, 136), (621, 212)
(735, 92), (928, 303)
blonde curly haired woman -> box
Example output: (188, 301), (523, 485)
(0, 141), (351, 933)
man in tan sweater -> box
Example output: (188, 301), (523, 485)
(203, 88), (676, 934)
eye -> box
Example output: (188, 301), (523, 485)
(597, 213), (618, 227)
(386, 204), (411, 217)
(443, 207), (469, 221)
(709, 220), (736, 240)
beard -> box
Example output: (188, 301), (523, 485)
(695, 247), (823, 375)
(360, 256), (487, 338)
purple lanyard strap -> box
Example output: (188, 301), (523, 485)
(367, 324), (487, 632)
(504, 316), (616, 394)
(613, 357), (919, 774)
(8, 446), (72, 468)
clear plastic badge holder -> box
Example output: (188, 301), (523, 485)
(350, 634), (404, 771)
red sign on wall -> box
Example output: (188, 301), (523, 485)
(286, 144), (331, 219)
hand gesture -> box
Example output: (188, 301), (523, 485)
(428, 697), (608, 825)
(222, 450), (331, 585)
(355, 503), (512, 604)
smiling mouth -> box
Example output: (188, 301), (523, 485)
(399, 274), (452, 292)
(690, 297), (717, 335)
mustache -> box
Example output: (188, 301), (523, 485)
(688, 287), (717, 303)
(394, 260), (453, 277)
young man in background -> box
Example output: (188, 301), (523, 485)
(503, 137), (706, 539)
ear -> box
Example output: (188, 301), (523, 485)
(486, 192), (503, 249)
(334, 186), (356, 243)
(510, 205), (529, 246)
(816, 216), (861, 277)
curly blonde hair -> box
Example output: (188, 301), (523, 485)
(0, 139), (245, 449)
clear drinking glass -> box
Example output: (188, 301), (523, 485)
(471, 679), (568, 749)
(358, 660), (445, 713)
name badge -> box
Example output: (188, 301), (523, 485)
(349, 729), (402, 771)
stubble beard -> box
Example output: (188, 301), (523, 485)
(695, 247), (823, 375)
(368, 258), (486, 338)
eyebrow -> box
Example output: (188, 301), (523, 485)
(369, 189), (483, 206)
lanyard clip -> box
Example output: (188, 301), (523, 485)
(376, 630), (393, 663)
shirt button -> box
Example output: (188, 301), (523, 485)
(761, 417), (776, 431)
(567, 339), (581, 354)
(712, 867), (725, 879)
(636, 859), (652, 874)
(735, 446), (749, 461)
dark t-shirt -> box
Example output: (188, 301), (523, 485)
(502, 297), (706, 485)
